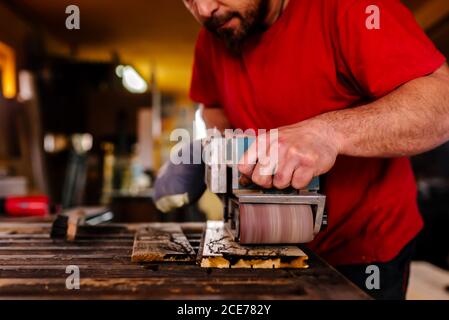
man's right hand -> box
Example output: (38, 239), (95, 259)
(153, 143), (206, 213)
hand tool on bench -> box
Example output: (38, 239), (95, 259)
(51, 206), (114, 241)
(204, 135), (327, 245)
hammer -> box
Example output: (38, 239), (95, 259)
(50, 207), (114, 241)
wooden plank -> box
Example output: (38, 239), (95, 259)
(0, 257), (371, 299)
(0, 221), (370, 299)
(0, 234), (50, 239)
(0, 223), (51, 235)
(199, 221), (309, 269)
(0, 277), (306, 300)
(0, 246), (130, 250)
(0, 254), (132, 266)
(131, 224), (196, 263)
(0, 275), (369, 300)
(0, 264), (299, 279)
(0, 239), (134, 246)
(0, 247), (132, 255)
(0, 221), (205, 233)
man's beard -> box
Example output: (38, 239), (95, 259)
(204, 0), (269, 55)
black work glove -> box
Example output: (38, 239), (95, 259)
(153, 141), (206, 213)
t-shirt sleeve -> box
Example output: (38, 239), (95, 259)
(336, 0), (446, 98)
(189, 29), (222, 107)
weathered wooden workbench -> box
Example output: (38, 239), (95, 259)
(0, 221), (370, 299)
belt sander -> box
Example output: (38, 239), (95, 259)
(204, 136), (327, 245)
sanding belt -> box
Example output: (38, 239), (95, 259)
(239, 204), (314, 244)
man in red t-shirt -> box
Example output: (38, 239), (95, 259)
(154, 0), (449, 299)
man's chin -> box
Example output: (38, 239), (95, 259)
(216, 28), (239, 40)
(214, 28), (246, 54)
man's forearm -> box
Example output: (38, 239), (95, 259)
(202, 106), (231, 132)
(318, 64), (449, 158)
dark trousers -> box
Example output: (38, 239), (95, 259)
(336, 239), (416, 300)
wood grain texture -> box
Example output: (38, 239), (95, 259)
(0, 222), (370, 300)
(200, 221), (309, 269)
(131, 224), (196, 263)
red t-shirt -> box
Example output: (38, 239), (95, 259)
(189, 0), (446, 266)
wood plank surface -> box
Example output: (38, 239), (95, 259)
(200, 221), (309, 269)
(0, 221), (370, 300)
(131, 224), (196, 263)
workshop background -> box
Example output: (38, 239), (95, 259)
(0, 0), (448, 299)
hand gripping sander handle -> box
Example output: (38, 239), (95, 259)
(203, 135), (327, 245)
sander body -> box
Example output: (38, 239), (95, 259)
(204, 135), (327, 245)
